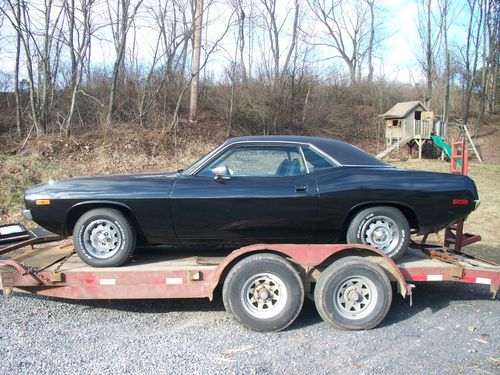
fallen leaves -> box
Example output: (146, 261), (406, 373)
(473, 338), (489, 345)
(214, 345), (254, 363)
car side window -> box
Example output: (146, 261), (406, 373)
(197, 145), (307, 177)
(302, 147), (336, 172)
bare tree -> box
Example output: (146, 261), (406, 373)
(366, 0), (375, 83)
(256, 0), (299, 133)
(461, 0), (483, 124)
(166, 9), (235, 134)
(136, 0), (192, 128)
(478, 0), (499, 121)
(39, 0), (65, 132)
(13, 0), (22, 135)
(438, 0), (450, 123)
(63, 0), (95, 135)
(106, 0), (143, 125)
(1, 0), (64, 136)
(257, 0), (299, 88)
(308, 0), (371, 84)
(231, 0), (247, 83)
(417, 0), (436, 110)
(486, 1), (499, 114)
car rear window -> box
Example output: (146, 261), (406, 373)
(302, 147), (336, 172)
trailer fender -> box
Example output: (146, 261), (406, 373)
(208, 244), (410, 300)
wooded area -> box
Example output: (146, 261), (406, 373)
(0, 0), (498, 144)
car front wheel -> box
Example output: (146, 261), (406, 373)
(346, 206), (410, 260)
(73, 208), (136, 267)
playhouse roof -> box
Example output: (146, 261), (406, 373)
(380, 101), (428, 118)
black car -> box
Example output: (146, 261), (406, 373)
(23, 136), (480, 267)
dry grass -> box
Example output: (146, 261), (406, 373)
(0, 125), (222, 224)
(392, 159), (500, 264)
(0, 154), (70, 221)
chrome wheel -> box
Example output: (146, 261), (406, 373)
(334, 275), (377, 320)
(82, 219), (122, 259)
(240, 273), (288, 319)
(361, 216), (400, 254)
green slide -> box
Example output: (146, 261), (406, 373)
(432, 135), (461, 166)
(432, 135), (452, 158)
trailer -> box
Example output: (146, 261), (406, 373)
(0, 226), (498, 332)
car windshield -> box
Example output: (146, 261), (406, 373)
(182, 143), (226, 175)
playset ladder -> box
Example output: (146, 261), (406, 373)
(450, 139), (468, 175)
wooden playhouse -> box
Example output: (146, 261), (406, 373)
(377, 101), (445, 159)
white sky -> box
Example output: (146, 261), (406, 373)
(0, 0), (471, 86)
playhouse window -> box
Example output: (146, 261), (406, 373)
(391, 120), (401, 127)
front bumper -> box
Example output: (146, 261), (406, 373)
(21, 209), (33, 221)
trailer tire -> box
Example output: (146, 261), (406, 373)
(73, 208), (136, 267)
(314, 256), (392, 330)
(346, 206), (410, 259)
(222, 253), (304, 332)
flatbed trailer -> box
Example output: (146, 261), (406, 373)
(0, 230), (498, 332)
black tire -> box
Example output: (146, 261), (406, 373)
(346, 206), (410, 260)
(73, 208), (136, 267)
(222, 253), (304, 332)
(314, 256), (392, 330)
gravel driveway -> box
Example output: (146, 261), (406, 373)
(0, 282), (498, 374)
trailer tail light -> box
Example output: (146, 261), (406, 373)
(452, 199), (468, 205)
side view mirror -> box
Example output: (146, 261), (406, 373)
(213, 165), (231, 183)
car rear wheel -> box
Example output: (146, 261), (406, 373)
(73, 208), (136, 267)
(314, 256), (392, 330)
(346, 206), (410, 259)
(222, 253), (304, 332)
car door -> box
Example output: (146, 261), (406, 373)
(170, 144), (319, 244)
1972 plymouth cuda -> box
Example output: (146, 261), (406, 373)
(22, 136), (480, 267)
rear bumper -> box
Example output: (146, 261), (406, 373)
(474, 199), (481, 210)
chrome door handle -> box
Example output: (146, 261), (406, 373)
(295, 185), (308, 192)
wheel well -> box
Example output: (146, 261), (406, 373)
(210, 247), (408, 299)
(65, 203), (143, 239)
(315, 249), (408, 298)
(341, 203), (418, 239)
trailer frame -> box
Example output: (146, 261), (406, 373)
(1, 231), (498, 300)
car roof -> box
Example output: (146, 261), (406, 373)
(225, 135), (387, 166)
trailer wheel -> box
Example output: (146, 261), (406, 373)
(314, 256), (392, 330)
(73, 208), (136, 267)
(222, 253), (304, 332)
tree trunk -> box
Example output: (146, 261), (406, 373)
(189, 0), (204, 123)
(366, 0), (375, 83)
(478, 0), (489, 123)
(14, 0), (22, 135)
(425, 0), (432, 110)
(441, 0), (450, 123)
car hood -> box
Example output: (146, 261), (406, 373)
(25, 171), (178, 200)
